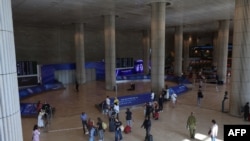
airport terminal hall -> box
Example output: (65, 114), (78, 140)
(1, 0), (250, 141)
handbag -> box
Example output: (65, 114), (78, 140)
(120, 125), (124, 131)
(208, 129), (211, 135)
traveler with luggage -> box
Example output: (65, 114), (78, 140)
(141, 116), (152, 141)
(114, 118), (123, 141)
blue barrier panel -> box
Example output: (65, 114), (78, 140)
(20, 103), (37, 116)
(53, 63), (75, 70)
(119, 93), (151, 107)
(41, 65), (55, 84)
(108, 92), (151, 108)
(168, 84), (188, 96)
(19, 85), (46, 99)
(116, 74), (150, 81)
(19, 83), (64, 100)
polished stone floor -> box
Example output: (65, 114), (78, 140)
(21, 79), (250, 141)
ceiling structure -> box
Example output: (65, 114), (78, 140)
(11, 0), (235, 33)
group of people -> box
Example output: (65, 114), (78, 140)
(80, 112), (106, 141)
(36, 101), (53, 128)
(32, 87), (229, 141)
(101, 96), (120, 120)
(31, 100), (54, 141)
(82, 95), (130, 141)
(80, 111), (132, 141)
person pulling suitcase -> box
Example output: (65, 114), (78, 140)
(141, 116), (152, 141)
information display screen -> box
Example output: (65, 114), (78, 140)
(116, 58), (134, 68)
(18, 76), (38, 87)
(16, 61), (37, 75)
(16, 61), (38, 87)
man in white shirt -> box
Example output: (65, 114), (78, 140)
(113, 103), (120, 119)
(209, 119), (218, 141)
(151, 90), (155, 102)
(106, 96), (110, 107)
(171, 93), (177, 108)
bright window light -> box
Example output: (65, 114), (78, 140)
(182, 132), (223, 141)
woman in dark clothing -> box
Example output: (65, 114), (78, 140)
(197, 90), (203, 106)
(158, 94), (164, 111)
(145, 103), (152, 118)
(244, 102), (249, 121)
(96, 117), (104, 141)
(141, 116), (151, 140)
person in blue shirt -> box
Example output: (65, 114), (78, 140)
(80, 112), (88, 134)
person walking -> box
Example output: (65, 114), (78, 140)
(32, 124), (40, 141)
(80, 112), (88, 134)
(144, 102), (152, 118)
(243, 102), (249, 121)
(158, 94), (164, 112)
(96, 117), (104, 141)
(114, 103), (120, 119)
(197, 89), (203, 106)
(106, 96), (111, 108)
(75, 80), (79, 92)
(114, 118), (123, 141)
(208, 119), (218, 141)
(37, 110), (45, 128)
(125, 108), (133, 127)
(151, 90), (155, 102)
(171, 93), (177, 108)
(141, 116), (151, 141)
(186, 112), (196, 139)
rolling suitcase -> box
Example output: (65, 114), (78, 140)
(109, 118), (115, 132)
(124, 125), (131, 134)
(153, 112), (159, 120)
(145, 134), (153, 141)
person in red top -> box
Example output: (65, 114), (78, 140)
(36, 100), (43, 113)
(87, 118), (95, 132)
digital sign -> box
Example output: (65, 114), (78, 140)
(17, 61), (37, 75)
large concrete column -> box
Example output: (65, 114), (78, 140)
(230, 0), (250, 116)
(104, 15), (116, 90)
(183, 39), (190, 74)
(174, 26), (183, 76)
(217, 20), (230, 83)
(212, 32), (218, 67)
(75, 23), (86, 84)
(0, 0), (24, 141)
(142, 30), (150, 75)
(151, 2), (166, 95)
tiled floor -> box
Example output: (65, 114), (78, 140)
(21, 79), (250, 141)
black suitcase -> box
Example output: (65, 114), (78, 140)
(109, 118), (115, 132)
(145, 134), (153, 141)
